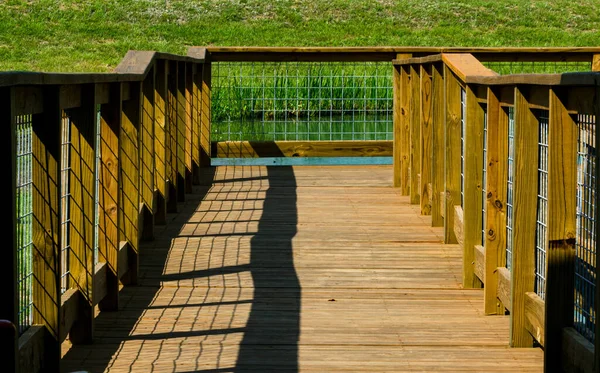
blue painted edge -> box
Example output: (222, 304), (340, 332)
(211, 156), (393, 166)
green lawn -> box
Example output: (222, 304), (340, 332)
(0, 0), (598, 72)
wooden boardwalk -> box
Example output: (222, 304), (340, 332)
(61, 165), (543, 372)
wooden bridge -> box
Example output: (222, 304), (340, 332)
(2, 47), (600, 373)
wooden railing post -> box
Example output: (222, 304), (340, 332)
(166, 61), (178, 212)
(400, 65), (411, 196)
(98, 82), (121, 311)
(200, 61), (212, 169)
(410, 64), (421, 205)
(176, 61), (187, 201)
(183, 61), (194, 193)
(62, 84), (97, 344)
(510, 86), (538, 347)
(120, 82), (141, 285)
(544, 87), (577, 370)
(592, 54), (600, 71)
(484, 87), (509, 314)
(420, 65), (433, 215)
(140, 66), (156, 241)
(32, 85), (62, 371)
(153, 60), (168, 225)
(393, 54), (411, 189)
(462, 85), (485, 288)
(1, 86), (18, 372)
(594, 79), (600, 373)
(191, 63), (201, 184)
(431, 63), (445, 227)
(443, 67), (462, 244)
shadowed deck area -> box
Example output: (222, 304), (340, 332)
(61, 165), (543, 372)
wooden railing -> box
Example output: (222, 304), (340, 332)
(1, 50), (210, 373)
(1, 47), (600, 372)
(393, 51), (600, 373)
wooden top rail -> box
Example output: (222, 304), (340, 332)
(192, 46), (600, 62)
(0, 50), (206, 87)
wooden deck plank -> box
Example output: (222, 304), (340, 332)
(61, 165), (543, 372)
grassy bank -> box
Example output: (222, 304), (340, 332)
(0, 0), (599, 72)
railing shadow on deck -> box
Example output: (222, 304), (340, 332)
(61, 163), (301, 372)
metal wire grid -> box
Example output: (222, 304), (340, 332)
(535, 111), (549, 300)
(483, 61), (592, 75)
(16, 115), (33, 335)
(574, 113), (596, 343)
(506, 107), (515, 271)
(460, 88), (466, 207)
(482, 108), (488, 245)
(60, 111), (71, 294)
(211, 62), (393, 141)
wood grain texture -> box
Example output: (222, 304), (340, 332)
(400, 65), (411, 196)
(462, 85), (485, 288)
(60, 165), (543, 373)
(484, 87), (509, 314)
(212, 140), (393, 158)
(431, 64), (445, 227)
(420, 65), (433, 215)
(441, 53), (498, 82)
(64, 84), (96, 343)
(454, 206), (464, 247)
(524, 292), (545, 347)
(497, 267), (512, 313)
(393, 64), (402, 188)
(140, 68), (155, 212)
(474, 245), (485, 283)
(98, 83), (121, 311)
(410, 65), (421, 205)
(153, 60), (168, 223)
(444, 66), (462, 243)
(545, 88), (577, 370)
(510, 87), (538, 347)
(32, 86), (61, 371)
(593, 54), (600, 71)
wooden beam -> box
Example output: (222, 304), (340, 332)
(120, 82), (141, 285)
(13, 86), (43, 116)
(58, 289), (80, 343)
(140, 67), (155, 242)
(176, 61), (187, 201)
(510, 86), (538, 347)
(444, 66), (462, 243)
(400, 65), (411, 196)
(166, 61), (178, 213)
(211, 140), (393, 158)
(462, 85), (485, 288)
(524, 292), (545, 347)
(153, 59), (168, 225)
(32, 86), (62, 371)
(592, 54), (600, 71)
(97, 83), (121, 311)
(420, 65), (433, 215)
(200, 62), (212, 166)
(595, 73), (600, 373)
(393, 64), (402, 188)
(92, 262), (108, 307)
(563, 327), (595, 373)
(453, 206), (464, 247)
(441, 53), (498, 83)
(474, 245), (485, 283)
(63, 84), (96, 344)
(410, 65), (421, 205)
(497, 267), (512, 313)
(544, 87), (578, 371)
(431, 63), (445, 227)
(17, 326), (47, 373)
(184, 62), (194, 193)
(191, 63), (201, 184)
(0, 86), (17, 373)
(484, 87), (509, 314)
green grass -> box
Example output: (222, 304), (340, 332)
(0, 0), (599, 72)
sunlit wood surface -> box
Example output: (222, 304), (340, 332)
(61, 165), (543, 372)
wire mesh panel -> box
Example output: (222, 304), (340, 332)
(575, 113), (596, 343)
(16, 114), (33, 335)
(211, 62), (393, 141)
(535, 111), (549, 300)
(483, 61), (592, 75)
(460, 88), (466, 207)
(506, 107), (515, 271)
(60, 111), (71, 294)
(482, 108), (488, 245)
